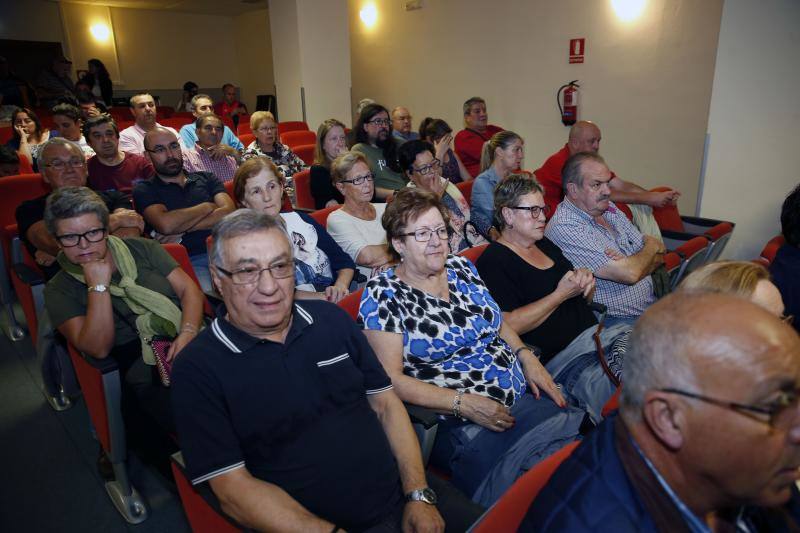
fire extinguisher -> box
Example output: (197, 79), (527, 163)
(557, 80), (580, 126)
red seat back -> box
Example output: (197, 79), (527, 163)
(472, 441), (581, 532)
(156, 105), (174, 119)
(5, 223), (44, 342)
(238, 133), (255, 148)
(337, 288), (364, 321)
(760, 235), (785, 265)
(293, 144), (315, 166)
(162, 243), (214, 317)
(0, 173), (50, 274)
(458, 243), (488, 265)
(171, 458), (240, 533)
(17, 154), (34, 174)
(160, 117), (193, 130)
(0, 126), (13, 145)
(278, 121), (310, 135)
(615, 201), (634, 222)
(293, 169), (314, 210)
(236, 114), (252, 136)
(172, 112), (195, 121)
(310, 205), (340, 228)
(650, 186), (685, 232)
(456, 180), (474, 206)
(281, 130), (316, 149)
(67, 343), (112, 453)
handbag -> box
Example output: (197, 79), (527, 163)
(148, 335), (174, 387)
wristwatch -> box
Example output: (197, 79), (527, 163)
(405, 487), (437, 505)
(88, 284), (108, 293)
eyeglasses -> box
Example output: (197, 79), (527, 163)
(508, 205), (550, 219)
(256, 126), (278, 133)
(367, 119), (390, 127)
(215, 260), (295, 285)
(412, 159), (442, 175)
(55, 227), (107, 247)
(145, 142), (182, 155)
(340, 173), (374, 186)
(399, 226), (450, 242)
(659, 387), (800, 427)
(44, 158), (85, 171)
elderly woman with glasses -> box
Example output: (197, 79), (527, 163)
(232, 156), (356, 303)
(242, 111), (307, 180)
(327, 151), (393, 280)
(476, 174), (630, 422)
(359, 187), (588, 506)
(42, 186), (205, 440)
(398, 140), (485, 253)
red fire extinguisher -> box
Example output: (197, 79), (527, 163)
(557, 80), (580, 126)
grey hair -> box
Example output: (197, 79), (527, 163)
(463, 96), (485, 116)
(562, 152), (606, 191)
(44, 186), (109, 236)
(493, 173), (544, 232)
(209, 209), (292, 267)
(190, 93), (213, 111)
(39, 137), (85, 166)
(356, 98), (375, 115)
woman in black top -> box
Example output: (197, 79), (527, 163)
(476, 173), (627, 421)
(79, 59), (113, 106)
(310, 118), (347, 209)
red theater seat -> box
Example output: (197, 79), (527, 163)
(278, 121), (310, 135)
(281, 130), (316, 149)
(292, 169), (314, 210)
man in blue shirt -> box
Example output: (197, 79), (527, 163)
(179, 93), (244, 154)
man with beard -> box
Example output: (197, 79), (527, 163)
(535, 121), (681, 216)
(454, 97), (504, 178)
(351, 103), (405, 200)
(119, 93), (180, 155)
(84, 114), (154, 192)
(133, 128), (235, 291)
(182, 114), (239, 183)
(545, 152), (663, 323)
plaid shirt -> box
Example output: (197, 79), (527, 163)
(545, 197), (655, 317)
(182, 143), (238, 183)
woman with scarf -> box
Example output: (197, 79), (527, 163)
(42, 186), (205, 443)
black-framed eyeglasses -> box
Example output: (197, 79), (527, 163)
(367, 118), (390, 126)
(44, 158), (85, 171)
(399, 226), (450, 242)
(340, 173), (374, 186)
(145, 142), (182, 155)
(412, 159), (442, 175)
(55, 227), (107, 247)
(659, 387), (800, 427)
(215, 260), (295, 285)
(508, 205), (550, 219)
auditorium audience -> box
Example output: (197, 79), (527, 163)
(310, 118), (347, 209)
(470, 130), (524, 239)
(419, 117), (472, 184)
(175, 81), (199, 113)
(523, 292), (800, 531)
(359, 188), (587, 505)
(546, 153), (664, 324)
(119, 93), (180, 155)
(770, 184), (800, 333)
(0, 145), (20, 177)
(134, 128), (235, 291)
(171, 209), (485, 532)
(84, 114), (154, 192)
(75, 89), (106, 120)
(179, 94), (244, 152)
(391, 106), (419, 143)
(182, 114), (239, 183)
(43, 186), (204, 472)
(535, 120), (680, 215)
(351, 103), (405, 199)
(454, 97), (504, 178)
(398, 140), (485, 253)
(50, 103), (94, 158)
(77, 59), (112, 106)
(242, 111), (306, 180)
(214, 83), (247, 127)
(8, 107), (50, 166)
(476, 174), (628, 421)
(232, 157), (355, 303)
(35, 56), (75, 109)
(16, 138), (143, 279)
(327, 151), (393, 280)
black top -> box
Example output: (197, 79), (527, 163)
(132, 171), (225, 257)
(15, 190), (131, 280)
(770, 244), (800, 335)
(309, 164), (344, 209)
(171, 300), (402, 531)
(476, 238), (597, 364)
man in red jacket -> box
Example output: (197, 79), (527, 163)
(534, 120), (680, 216)
(454, 97), (504, 178)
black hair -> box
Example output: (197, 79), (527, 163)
(781, 184), (800, 246)
(398, 139), (435, 176)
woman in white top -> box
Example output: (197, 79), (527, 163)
(327, 151), (394, 280)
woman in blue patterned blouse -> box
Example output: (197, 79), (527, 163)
(358, 188), (588, 506)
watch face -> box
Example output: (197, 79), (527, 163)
(420, 488), (437, 504)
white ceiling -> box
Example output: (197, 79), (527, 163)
(51, 0), (268, 17)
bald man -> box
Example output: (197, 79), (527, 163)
(391, 106), (419, 143)
(535, 121), (680, 216)
(523, 291), (800, 531)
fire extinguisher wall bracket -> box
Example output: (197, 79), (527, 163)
(557, 81), (580, 126)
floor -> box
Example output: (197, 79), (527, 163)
(0, 307), (191, 532)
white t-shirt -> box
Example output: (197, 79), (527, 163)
(326, 203), (388, 280)
(280, 211), (333, 292)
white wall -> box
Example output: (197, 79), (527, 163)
(349, 0), (723, 214)
(0, 0), (64, 43)
(233, 9), (275, 112)
(700, 0), (800, 260)
(269, 0), (304, 121)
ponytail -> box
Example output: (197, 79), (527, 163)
(480, 130), (523, 173)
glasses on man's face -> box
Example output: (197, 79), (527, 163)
(509, 205), (550, 219)
(55, 227), (107, 247)
(215, 260), (295, 285)
(341, 173), (374, 186)
(45, 158), (85, 171)
(400, 226), (450, 243)
(412, 159), (442, 175)
(368, 118), (390, 127)
(659, 387), (800, 428)
(146, 142), (182, 155)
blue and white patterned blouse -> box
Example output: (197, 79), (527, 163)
(358, 254), (525, 407)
